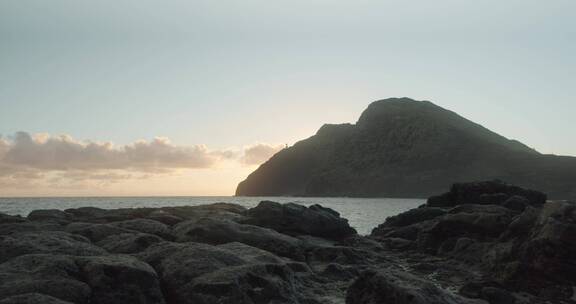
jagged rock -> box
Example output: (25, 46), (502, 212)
(346, 269), (482, 304)
(0, 293), (74, 304)
(495, 201), (576, 292)
(96, 233), (163, 254)
(243, 201), (356, 239)
(172, 218), (304, 260)
(0, 231), (106, 263)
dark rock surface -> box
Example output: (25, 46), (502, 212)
(236, 98), (576, 200)
(370, 180), (576, 303)
(243, 200), (357, 239)
(1, 183), (575, 303)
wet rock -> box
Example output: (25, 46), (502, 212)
(346, 269), (481, 304)
(0, 231), (106, 263)
(96, 233), (163, 254)
(243, 201), (356, 239)
(173, 217), (304, 260)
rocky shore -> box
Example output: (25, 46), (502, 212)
(1, 181), (575, 303)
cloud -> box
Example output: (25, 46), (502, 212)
(2, 132), (224, 172)
(241, 143), (284, 165)
(0, 132), (283, 193)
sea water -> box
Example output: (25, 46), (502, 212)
(0, 196), (424, 235)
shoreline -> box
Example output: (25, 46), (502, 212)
(1, 181), (574, 303)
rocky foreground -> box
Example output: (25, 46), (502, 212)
(0, 181), (575, 304)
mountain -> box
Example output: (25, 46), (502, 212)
(236, 98), (576, 199)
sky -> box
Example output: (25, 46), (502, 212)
(0, 0), (575, 196)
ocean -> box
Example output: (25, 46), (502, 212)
(0, 196), (425, 235)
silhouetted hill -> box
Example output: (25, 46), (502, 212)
(236, 98), (576, 199)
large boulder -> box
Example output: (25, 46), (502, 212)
(0, 231), (106, 263)
(172, 218), (304, 260)
(243, 201), (356, 239)
(0, 254), (91, 303)
(346, 269), (481, 304)
(184, 263), (302, 304)
(77, 255), (165, 304)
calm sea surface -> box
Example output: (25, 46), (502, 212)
(0, 197), (424, 235)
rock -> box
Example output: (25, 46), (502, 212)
(0, 293), (74, 304)
(77, 255), (165, 304)
(185, 263), (301, 304)
(65, 222), (136, 242)
(110, 219), (172, 239)
(0, 214), (26, 224)
(346, 269), (481, 304)
(501, 196), (529, 212)
(27, 210), (70, 222)
(481, 287), (516, 304)
(375, 207), (447, 228)
(0, 231), (106, 263)
(243, 201), (357, 239)
(173, 217), (304, 260)
(217, 242), (286, 264)
(0, 254), (91, 303)
(0, 222), (63, 236)
(96, 233), (163, 254)
(145, 210), (184, 226)
(137, 242), (247, 303)
(431, 181), (547, 207)
(64, 207), (108, 219)
(501, 201), (576, 290)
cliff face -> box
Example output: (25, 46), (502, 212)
(236, 98), (576, 199)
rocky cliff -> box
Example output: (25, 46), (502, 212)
(236, 98), (576, 199)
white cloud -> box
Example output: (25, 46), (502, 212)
(0, 132), (282, 193)
(241, 143), (284, 166)
(2, 132), (223, 171)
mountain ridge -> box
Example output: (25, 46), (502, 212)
(236, 98), (576, 199)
